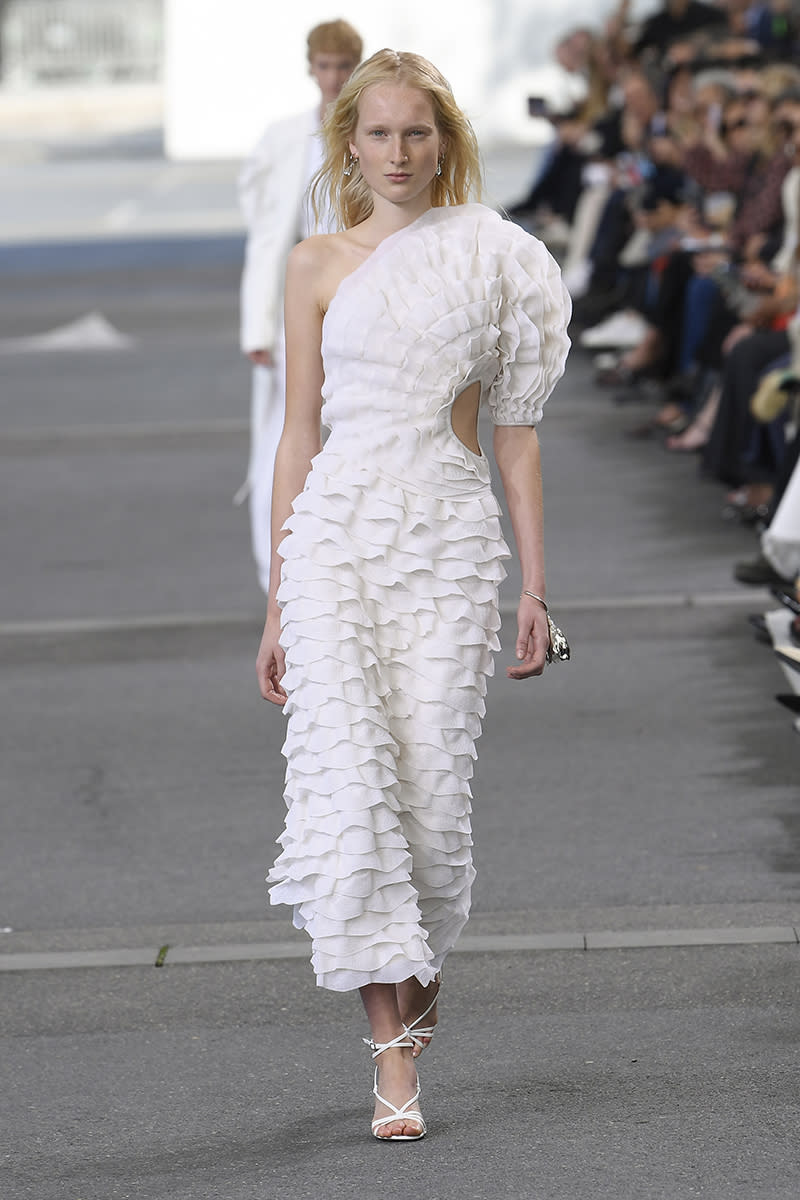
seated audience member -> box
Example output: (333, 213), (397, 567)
(506, 28), (615, 238)
(629, 0), (729, 63)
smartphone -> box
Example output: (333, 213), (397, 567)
(528, 96), (548, 118)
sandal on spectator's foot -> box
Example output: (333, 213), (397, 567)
(655, 411), (691, 435)
(404, 974), (441, 1058)
(651, 402), (690, 434)
(363, 1030), (426, 1141)
(721, 498), (770, 525)
(666, 423), (709, 452)
(595, 362), (636, 388)
(722, 485), (773, 524)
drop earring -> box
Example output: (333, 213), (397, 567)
(436, 158), (443, 176)
(344, 154), (358, 177)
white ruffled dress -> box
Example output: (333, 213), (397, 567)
(267, 203), (571, 991)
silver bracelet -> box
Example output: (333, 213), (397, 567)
(521, 589), (548, 612)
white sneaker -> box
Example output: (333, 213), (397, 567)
(579, 310), (650, 349)
(562, 259), (592, 299)
(618, 229), (651, 268)
(535, 215), (572, 249)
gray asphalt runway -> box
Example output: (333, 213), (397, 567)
(1, 161), (799, 1199)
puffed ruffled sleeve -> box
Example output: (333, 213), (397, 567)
(487, 226), (571, 426)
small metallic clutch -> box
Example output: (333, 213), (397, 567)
(523, 590), (571, 664)
(546, 613), (571, 664)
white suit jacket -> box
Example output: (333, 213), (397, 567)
(238, 108), (319, 355)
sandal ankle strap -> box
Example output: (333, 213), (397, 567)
(404, 986), (439, 1036)
(362, 1028), (415, 1060)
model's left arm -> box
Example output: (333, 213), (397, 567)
(494, 424), (549, 678)
(488, 223), (572, 680)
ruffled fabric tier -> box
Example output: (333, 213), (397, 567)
(270, 468), (505, 991)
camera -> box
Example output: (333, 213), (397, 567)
(528, 96), (549, 118)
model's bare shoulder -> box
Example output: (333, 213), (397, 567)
(287, 234), (337, 276)
(285, 235), (340, 314)
(297, 231), (369, 315)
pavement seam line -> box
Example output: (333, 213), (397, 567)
(1, 926), (797, 972)
(0, 419), (249, 443)
(0, 591), (770, 638)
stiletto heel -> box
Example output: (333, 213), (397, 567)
(363, 1029), (426, 1141)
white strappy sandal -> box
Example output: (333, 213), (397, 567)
(403, 973), (441, 1058)
(363, 1029), (427, 1141)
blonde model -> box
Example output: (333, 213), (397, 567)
(257, 49), (571, 1140)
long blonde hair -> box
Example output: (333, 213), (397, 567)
(312, 49), (483, 230)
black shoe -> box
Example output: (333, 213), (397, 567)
(775, 646), (800, 673)
(747, 613), (771, 644)
(722, 502), (769, 527)
(770, 584), (800, 615)
(734, 553), (790, 586)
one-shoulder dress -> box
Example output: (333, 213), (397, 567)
(267, 203), (571, 991)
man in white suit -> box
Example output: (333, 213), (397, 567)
(238, 19), (363, 593)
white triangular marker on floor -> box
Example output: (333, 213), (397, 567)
(0, 312), (136, 354)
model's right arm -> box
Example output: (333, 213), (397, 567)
(256, 239), (326, 704)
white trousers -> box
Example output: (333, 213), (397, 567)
(763, 453), (800, 583)
(246, 336), (286, 595)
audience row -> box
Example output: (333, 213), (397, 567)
(506, 0), (800, 716)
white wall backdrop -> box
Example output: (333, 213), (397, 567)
(164, 0), (658, 159)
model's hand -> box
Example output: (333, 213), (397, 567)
(507, 595), (549, 680)
(247, 349), (274, 367)
(256, 613), (287, 705)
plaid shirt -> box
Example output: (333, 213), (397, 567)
(729, 150), (792, 254)
(682, 144), (750, 196)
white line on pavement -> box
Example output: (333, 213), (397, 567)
(103, 200), (140, 230)
(0, 612), (259, 636)
(1, 926), (797, 972)
(0, 590), (771, 639)
(0, 419), (248, 443)
(149, 167), (185, 195)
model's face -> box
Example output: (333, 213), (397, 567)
(349, 84), (443, 209)
(309, 53), (357, 108)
